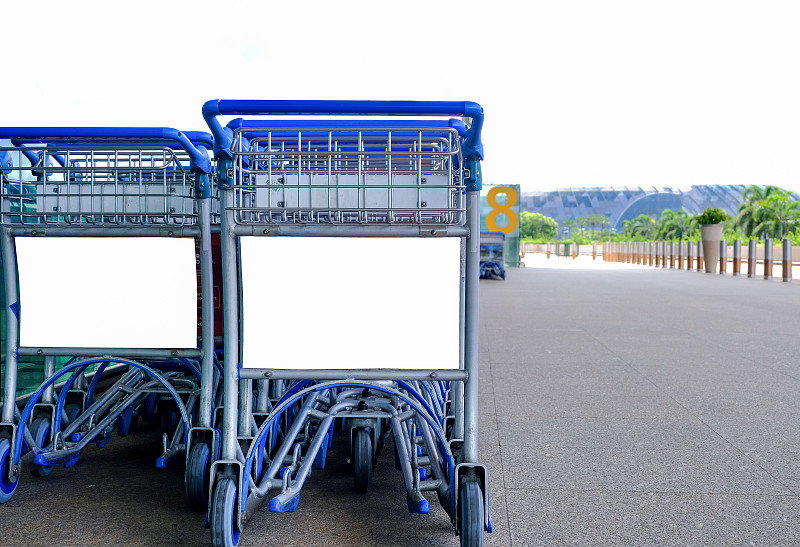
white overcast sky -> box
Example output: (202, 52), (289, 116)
(3, 0), (799, 193)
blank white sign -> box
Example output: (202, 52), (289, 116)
(240, 237), (462, 370)
(15, 237), (198, 349)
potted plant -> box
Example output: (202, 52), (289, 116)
(695, 207), (729, 273)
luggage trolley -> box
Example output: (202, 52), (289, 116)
(203, 100), (488, 547)
(0, 127), (216, 503)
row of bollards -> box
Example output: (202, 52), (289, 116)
(602, 239), (793, 282)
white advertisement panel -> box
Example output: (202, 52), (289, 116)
(15, 237), (198, 349)
(240, 237), (461, 370)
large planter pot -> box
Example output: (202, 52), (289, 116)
(700, 223), (723, 273)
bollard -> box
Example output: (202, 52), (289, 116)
(573, 243), (578, 259)
(748, 239), (757, 278)
(764, 238), (773, 280)
(649, 242), (654, 266)
(719, 240), (727, 274)
(687, 241), (694, 271)
(783, 238), (792, 282)
(547, 242), (551, 259)
(654, 242), (660, 267)
(732, 240), (741, 276)
(670, 241), (676, 269)
(678, 240), (684, 270)
(697, 241), (703, 272)
(592, 242), (597, 260)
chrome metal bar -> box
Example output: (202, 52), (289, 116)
(17, 347), (201, 358)
(239, 369), (469, 381)
(231, 225), (466, 237)
(463, 191), (480, 463)
(1, 228), (19, 423)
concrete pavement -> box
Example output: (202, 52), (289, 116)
(2, 259), (800, 545)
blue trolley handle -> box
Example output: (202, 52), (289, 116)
(202, 100), (484, 167)
(0, 127), (212, 175)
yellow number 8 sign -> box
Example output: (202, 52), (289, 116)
(485, 186), (519, 234)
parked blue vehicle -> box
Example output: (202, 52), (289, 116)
(480, 232), (506, 279)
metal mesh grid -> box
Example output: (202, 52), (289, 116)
(229, 126), (465, 225)
(0, 145), (203, 226)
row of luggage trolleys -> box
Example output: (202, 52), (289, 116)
(0, 100), (489, 547)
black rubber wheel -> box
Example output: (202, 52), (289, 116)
(116, 406), (135, 437)
(460, 480), (485, 547)
(64, 404), (81, 427)
(141, 393), (158, 421)
(186, 442), (210, 511)
(30, 418), (53, 478)
(0, 438), (19, 502)
(353, 428), (372, 494)
(160, 408), (178, 438)
(210, 478), (240, 547)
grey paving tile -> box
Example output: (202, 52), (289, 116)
(496, 415), (724, 451)
(491, 368), (662, 399)
(505, 490), (800, 546)
(500, 445), (792, 495)
(494, 394), (681, 419)
(698, 412), (800, 453)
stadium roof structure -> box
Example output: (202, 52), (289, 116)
(520, 185), (799, 230)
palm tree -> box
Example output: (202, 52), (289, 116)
(622, 214), (656, 239)
(656, 209), (696, 240)
(753, 194), (800, 239)
(736, 185), (789, 238)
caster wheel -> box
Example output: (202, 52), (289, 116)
(64, 404), (82, 427)
(460, 480), (485, 547)
(210, 478), (240, 547)
(186, 442), (210, 511)
(116, 406), (137, 437)
(0, 438), (19, 503)
(353, 427), (373, 494)
(30, 418), (53, 478)
(141, 393), (158, 421)
(160, 407), (178, 438)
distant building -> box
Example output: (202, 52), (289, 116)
(520, 185), (799, 230)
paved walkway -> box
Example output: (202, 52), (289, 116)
(3, 258), (800, 545)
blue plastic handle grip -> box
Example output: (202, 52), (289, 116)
(227, 118), (469, 144)
(203, 99), (484, 161)
(227, 118), (468, 134)
(0, 127), (212, 173)
(207, 99), (482, 118)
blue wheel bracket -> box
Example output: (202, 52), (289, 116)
(14, 358), (192, 465)
(0, 439), (19, 503)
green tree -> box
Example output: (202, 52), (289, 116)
(736, 185), (789, 238)
(621, 214), (656, 239)
(520, 211), (558, 240)
(655, 209), (696, 240)
(584, 213), (610, 233)
(753, 194), (800, 239)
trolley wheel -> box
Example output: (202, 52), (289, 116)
(160, 407), (178, 438)
(30, 418), (53, 478)
(460, 480), (485, 547)
(64, 403), (82, 427)
(0, 438), (19, 503)
(116, 406), (135, 437)
(141, 393), (158, 421)
(186, 442), (210, 511)
(210, 478), (240, 547)
(353, 427), (373, 494)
